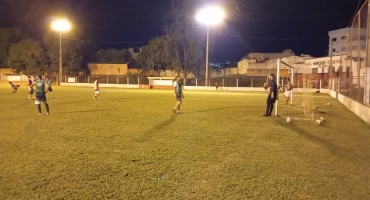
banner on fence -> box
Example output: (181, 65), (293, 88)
(67, 77), (76, 83)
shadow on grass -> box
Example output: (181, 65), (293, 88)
(187, 106), (244, 114)
(55, 100), (90, 105)
(138, 114), (177, 142)
(59, 109), (115, 114)
(270, 116), (351, 158)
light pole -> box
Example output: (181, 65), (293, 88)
(196, 6), (224, 86)
(52, 19), (70, 85)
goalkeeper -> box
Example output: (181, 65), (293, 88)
(30, 75), (51, 115)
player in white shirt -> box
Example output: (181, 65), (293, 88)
(93, 77), (100, 100)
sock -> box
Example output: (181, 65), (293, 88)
(45, 104), (50, 113)
(37, 105), (41, 114)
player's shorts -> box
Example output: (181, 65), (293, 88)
(176, 93), (182, 101)
(284, 90), (291, 98)
(94, 90), (100, 95)
(35, 92), (47, 105)
(48, 87), (53, 92)
(29, 88), (34, 94)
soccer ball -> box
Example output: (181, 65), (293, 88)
(315, 119), (322, 125)
(286, 117), (292, 123)
(327, 103), (331, 106)
(319, 117), (325, 122)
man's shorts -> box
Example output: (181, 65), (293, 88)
(48, 87), (53, 92)
(35, 92), (47, 105)
(176, 93), (182, 101)
(29, 88), (34, 94)
(94, 90), (100, 95)
(284, 90), (291, 98)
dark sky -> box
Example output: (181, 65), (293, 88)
(0, 0), (364, 62)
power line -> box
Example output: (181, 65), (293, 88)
(215, 33), (326, 41)
(62, 37), (149, 44)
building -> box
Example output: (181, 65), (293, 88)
(328, 27), (366, 56)
(127, 47), (142, 59)
(245, 49), (295, 62)
(87, 63), (139, 75)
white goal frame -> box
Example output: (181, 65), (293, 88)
(275, 59), (295, 116)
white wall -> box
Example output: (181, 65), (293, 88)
(328, 89), (370, 124)
(60, 83), (139, 88)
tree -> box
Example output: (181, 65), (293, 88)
(0, 28), (25, 68)
(162, 1), (205, 78)
(6, 39), (48, 74)
(93, 49), (134, 64)
(137, 35), (173, 74)
(43, 29), (96, 76)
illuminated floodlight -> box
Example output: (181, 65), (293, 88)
(52, 19), (71, 32)
(196, 6), (224, 25)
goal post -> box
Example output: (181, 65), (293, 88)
(275, 59), (316, 121)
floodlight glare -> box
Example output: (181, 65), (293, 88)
(196, 6), (224, 25)
(52, 20), (71, 32)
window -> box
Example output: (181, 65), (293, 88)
(360, 35), (366, 40)
(346, 67), (350, 78)
(332, 48), (336, 52)
(332, 38), (337, 42)
(341, 36), (346, 40)
(352, 46), (358, 50)
(133, 48), (141, 53)
(362, 45), (366, 50)
(312, 68), (318, 74)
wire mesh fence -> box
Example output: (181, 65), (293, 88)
(336, 1), (370, 106)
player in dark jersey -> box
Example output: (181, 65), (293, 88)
(173, 76), (184, 114)
(30, 75), (51, 115)
(45, 77), (54, 98)
(27, 76), (35, 100)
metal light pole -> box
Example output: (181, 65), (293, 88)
(205, 25), (210, 86)
(196, 6), (224, 86)
(59, 31), (62, 84)
(52, 19), (70, 85)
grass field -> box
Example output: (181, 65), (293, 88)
(1, 84), (370, 199)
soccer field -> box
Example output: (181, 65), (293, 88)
(1, 84), (369, 199)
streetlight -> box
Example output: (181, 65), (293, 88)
(196, 6), (224, 86)
(52, 19), (71, 84)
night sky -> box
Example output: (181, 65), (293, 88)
(0, 0), (364, 62)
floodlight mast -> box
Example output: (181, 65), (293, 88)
(196, 7), (224, 86)
(52, 20), (71, 84)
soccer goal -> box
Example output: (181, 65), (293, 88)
(275, 59), (316, 121)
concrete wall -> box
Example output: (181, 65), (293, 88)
(88, 63), (128, 75)
(0, 68), (17, 74)
(60, 82), (139, 89)
(328, 89), (370, 124)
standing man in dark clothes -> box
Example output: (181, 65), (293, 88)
(263, 74), (278, 116)
(27, 76), (35, 100)
(30, 75), (51, 115)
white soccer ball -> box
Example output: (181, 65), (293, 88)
(315, 119), (322, 125)
(286, 117), (292, 123)
(327, 103), (331, 106)
(319, 117), (325, 122)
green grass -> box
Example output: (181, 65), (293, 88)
(0, 84), (370, 199)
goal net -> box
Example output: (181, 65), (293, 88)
(275, 59), (316, 121)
